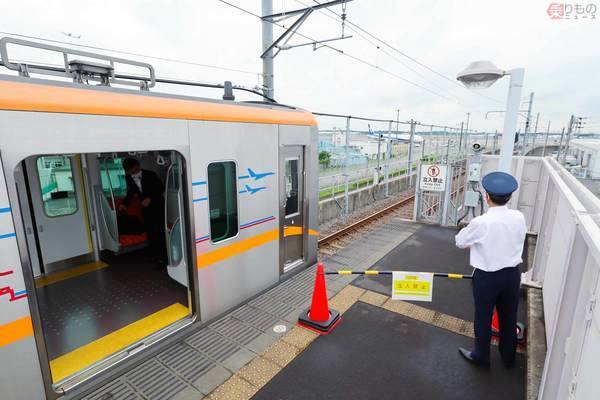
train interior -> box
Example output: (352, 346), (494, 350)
(15, 151), (193, 384)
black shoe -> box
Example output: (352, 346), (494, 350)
(458, 348), (490, 369)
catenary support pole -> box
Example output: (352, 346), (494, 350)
(344, 116), (350, 214)
(261, 0), (274, 99)
(408, 119), (415, 187)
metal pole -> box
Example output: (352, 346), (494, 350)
(522, 92), (534, 155)
(441, 141), (453, 226)
(498, 68), (525, 173)
(484, 132), (489, 149)
(561, 115), (575, 164)
(458, 122), (464, 155)
(344, 116), (350, 214)
(396, 109), (400, 133)
(376, 127), (382, 182)
(408, 119), (415, 186)
(261, 0), (274, 99)
(493, 130), (498, 154)
(383, 121), (392, 197)
(557, 127), (565, 161)
(531, 112), (540, 153)
(542, 120), (551, 157)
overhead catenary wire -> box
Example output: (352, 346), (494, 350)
(217, 0), (462, 105)
(309, 0), (503, 104)
(0, 31), (263, 77)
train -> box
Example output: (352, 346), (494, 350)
(0, 37), (318, 399)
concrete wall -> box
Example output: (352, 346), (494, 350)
(319, 174), (413, 224)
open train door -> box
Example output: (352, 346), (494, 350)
(165, 153), (188, 287)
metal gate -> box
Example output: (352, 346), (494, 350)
(414, 158), (466, 226)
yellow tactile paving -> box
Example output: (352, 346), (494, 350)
(261, 340), (301, 368)
(237, 357), (281, 388)
(208, 375), (258, 400)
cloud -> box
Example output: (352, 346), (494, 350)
(1, 0), (598, 132)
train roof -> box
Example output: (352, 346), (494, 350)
(0, 75), (317, 126)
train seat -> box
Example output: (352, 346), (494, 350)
(112, 196), (148, 248)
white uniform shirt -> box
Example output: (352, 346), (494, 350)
(455, 206), (527, 272)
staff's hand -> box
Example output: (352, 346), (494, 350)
(141, 198), (151, 207)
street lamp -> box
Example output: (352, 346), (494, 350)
(457, 61), (524, 172)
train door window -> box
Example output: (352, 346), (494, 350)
(207, 161), (238, 243)
(284, 158), (299, 216)
(36, 156), (78, 217)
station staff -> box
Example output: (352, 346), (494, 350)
(455, 171), (527, 368)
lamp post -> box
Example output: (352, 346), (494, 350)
(457, 61), (525, 173)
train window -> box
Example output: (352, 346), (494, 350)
(36, 156), (78, 217)
(207, 161), (239, 243)
(284, 158), (299, 216)
(99, 158), (128, 197)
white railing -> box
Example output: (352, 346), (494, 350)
(481, 155), (600, 400)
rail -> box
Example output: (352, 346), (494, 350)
(318, 194), (414, 246)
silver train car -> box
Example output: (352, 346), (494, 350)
(0, 39), (318, 399)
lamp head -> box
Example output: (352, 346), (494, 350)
(457, 61), (504, 89)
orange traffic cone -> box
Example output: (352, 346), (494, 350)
(491, 307), (526, 343)
(491, 308), (500, 336)
(298, 262), (341, 335)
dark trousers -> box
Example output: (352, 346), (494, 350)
(472, 265), (520, 365)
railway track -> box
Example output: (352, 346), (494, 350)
(317, 193), (415, 256)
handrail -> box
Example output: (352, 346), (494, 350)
(0, 36), (155, 89)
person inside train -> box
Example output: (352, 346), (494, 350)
(119, 157), (167, 266)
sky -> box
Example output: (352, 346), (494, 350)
(1, 0), (599, 134)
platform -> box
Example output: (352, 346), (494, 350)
(77, 217), (530, 400)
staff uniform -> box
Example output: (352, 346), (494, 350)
(455, 172), (527, 367)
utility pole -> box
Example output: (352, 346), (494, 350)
(261, 0), (274, 98)
(542, 120), (551, 157)
(522, 92), (534, 155)
(396, 109), (400, 134)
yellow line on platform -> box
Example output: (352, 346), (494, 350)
(35, 261), (109, 288)
(49, 303), (189, 383)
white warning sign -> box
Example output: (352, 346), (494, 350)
(420, 164), (447, 192)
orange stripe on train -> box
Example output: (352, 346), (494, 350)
(0, 80), (317, 126)
(0, 316), (34, 347)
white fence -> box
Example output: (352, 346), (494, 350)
(481, 155), (600, 400)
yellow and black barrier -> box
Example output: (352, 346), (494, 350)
(324, 270), (473, 279)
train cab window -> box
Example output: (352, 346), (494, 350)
(36, 156), (78, 217)
(284, 158), (299, 216)
(208, 161), (239, 243)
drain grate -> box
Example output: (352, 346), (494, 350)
(209, 316), (263, 345)
(125, 359), (188, 400)
(83, 378), (139, 400)
(157, 343), (215, 383)
(186, 328), (242, 363)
